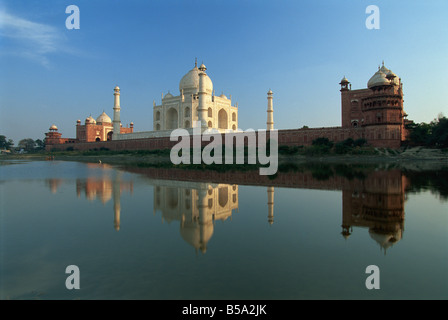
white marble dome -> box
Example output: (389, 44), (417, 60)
(179, 65), (213, 94)
(368, 63), (400, 88)
(96, 111), (112, 124)
(368, 70), (389, 88)
(85, 115), (96, 124)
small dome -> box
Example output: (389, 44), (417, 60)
(199, 63), (207, 71)
(85, 116), (96, 124)
(385, 70), (399, 85)
(369, 229), (402, 251)
(220, 93), (227, 98)
(96, 111), (112, 124)
(179, 65), (213, 94)
(49, 124), (58, 130)
(267, 89), (273, 95)
(114, 86), (120, 90)
(163, 92), (174, 99)
(340, 76), (349, 84)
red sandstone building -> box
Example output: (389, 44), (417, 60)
(339, 62), (411, 147)
(45, 112), (133, 147)
(45, 62), (412, 151)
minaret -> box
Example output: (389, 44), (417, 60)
(267, 186), (274, 225)
(112, 86), (121, 140)
(197, 64), (208, 130)
(197, 188), (210, 254)
(267, 89), (274, 130)
(113, 173), (121, 231)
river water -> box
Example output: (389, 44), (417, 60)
(0, 159), (447, 299)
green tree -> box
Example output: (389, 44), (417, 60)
(0, 135), (14, 150)
(407, 115), (448, 147)
(18, 138), (36, 152)
(431, 116), (448, 147)
(35, 139), (45, 150)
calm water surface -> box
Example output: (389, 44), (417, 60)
(0, 160), (447, 299)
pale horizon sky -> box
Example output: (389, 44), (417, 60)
(1, 0), (447, 145)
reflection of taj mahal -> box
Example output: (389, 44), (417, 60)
(46, 167), (407, 254)
(153, 180), (239, 254)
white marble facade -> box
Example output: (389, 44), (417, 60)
(153, 61), (238, 133)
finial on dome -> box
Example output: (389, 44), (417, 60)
(195, 57), (197, 68)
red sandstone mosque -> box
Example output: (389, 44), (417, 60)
(45, 61), (412, 151)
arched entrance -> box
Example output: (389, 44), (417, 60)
(166, 108), (178, 130)
(218, 109), (228, 129)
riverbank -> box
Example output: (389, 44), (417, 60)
(1, 146), (447, 171)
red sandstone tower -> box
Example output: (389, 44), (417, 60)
(340, 62), (408, 148)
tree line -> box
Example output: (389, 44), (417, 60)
(0, 135), (45, 152)
(405, 115), (448, 148)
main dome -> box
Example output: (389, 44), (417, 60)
(179, 65), (213, 94)
(367, 63), (400, 88)
(367, 70), (390, 88)
(96, 111), (112, 124)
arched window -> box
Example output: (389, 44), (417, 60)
(156, 123), (161, 130)
(232, 124), (236, 131)
(95, 137), (101, 142)
(208, 107), (213, 118)
(156, 111), (161, 121)
(232, 112), (236, 121)
(185, 120), (190, 128)
(208, 121), (212, 128)
(184, 107), (190, 117)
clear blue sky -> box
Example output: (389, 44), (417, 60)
(1, 0), (447, 144)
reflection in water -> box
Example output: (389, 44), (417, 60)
(153, 181), (238, 253)
(341, 170), (406, 253)
(47, 163), (134, 231)
(46, 164), (412, 254)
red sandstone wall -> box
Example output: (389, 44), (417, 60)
(46, 126), (402, 152)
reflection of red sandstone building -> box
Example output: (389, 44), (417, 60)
(126, 166), (408, 252)
(341, 170), (408, 253)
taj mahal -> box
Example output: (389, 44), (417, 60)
(153, 60), (239, 132)
(45, 59), (410, 150)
